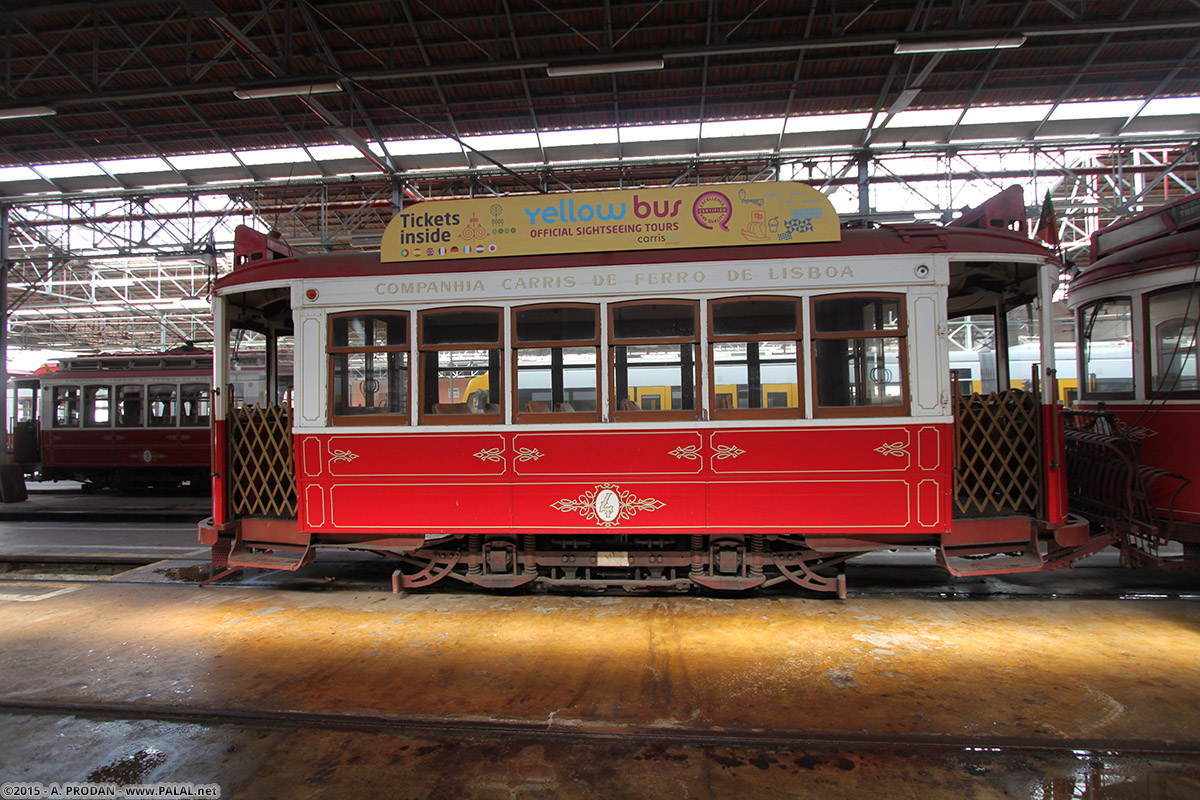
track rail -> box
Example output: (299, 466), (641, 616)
(2, 697), (1199, 758)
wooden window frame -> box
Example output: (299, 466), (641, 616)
(708, 296), (804, 420)
(1078, 296), (1136, 401)
(1143, 286), (1200, 400)
(82, 385), (113, 428)
(810, 292), (910, 418)
(609, 299), (701, 422)
(418, 306), (504, 426)
(512, 303), (601, 424)
(51, 385), (81, 428)
(328, 310), (410, 427)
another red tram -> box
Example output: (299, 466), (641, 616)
(11, 347), (215, 490)
(1066, 191), (1200, 567)
(200, 182), (1119, 594)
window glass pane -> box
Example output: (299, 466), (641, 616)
(333, 313), (406, 348)
(713, 300), (798, 336)
(83, 386), (111, 427)
(332, 351), (409, 416)
(616, 344), (695, 411)
(613, 304), (695, 340)
(276, 335), (295, 404)
(230, 329), (268, 407)
(148, 384), (177, 426)
(516, 347), (598, 413)
(425, 349), (500, 415)
(815, 296), (901, 333)
(816, 338), (903, 407)
(1081, 298), (1134, 396)
(180, 383), (211, 426)
(515, 306), (596, 343)
(713, 341), (799, 409)
(52, 386), (80, 427)
(1148, 287), (1199, 393)
(423, 310), (500, 345)
(116, 385), (144, 427)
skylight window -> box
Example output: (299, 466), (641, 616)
(960, 104), (1054, 125)
(1048, 100), (1144, 120)
(620, 123), (700, 142)
(167, 152), (240, 170)
(235, 147), (311, 166)
(461, 132), (540, 151)
(305, 144), (361, 160)
(703, 118), (784, 137)
(37, 162), (106, 179)
(1142, 96), (1200, 116)
(379, 138), (462, 156)
(889, 108), (964, 128)
(98, 157), (171, 174)
(0, 166), (41, 182)
(785, 112), (874, 133)
(540, 128), (618, 147)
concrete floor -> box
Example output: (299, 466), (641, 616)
(2, 577), (1200, 797)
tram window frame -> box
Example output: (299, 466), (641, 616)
(180, 383), (212, 427)
(1078, 296), (1136, 400)
(116, 384), (145, 427)
(147, 384), (178, 427)
(51, 385), (81, 428)
(418, 307), (503, 425)
(708, 296), (803, 420)
(1144, 285), (1200, 399)
(327, 311), (410, 426)
(512, 304), (600, 423)
(810, 293), (909, 418)
(609, 300), (701, 421)
(83, 385), (113, 428)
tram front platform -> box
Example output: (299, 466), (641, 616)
(1, 568), (1199, 797)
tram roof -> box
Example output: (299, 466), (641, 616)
(216, 223), (1052, 294)
(1071, 227), (1200, 292)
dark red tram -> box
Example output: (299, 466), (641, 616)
(1066, 191), (1200, 569)
(199, 181), (1142, 594)
(11, 347), (215, 490)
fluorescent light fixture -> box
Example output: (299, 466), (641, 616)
(895, 36), (1026, 54)
(546, 58), (664, 77)
(0, 106), (56, 120)
(233, 81), (342, 100)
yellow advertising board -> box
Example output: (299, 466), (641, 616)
(379, 181), (839, 263)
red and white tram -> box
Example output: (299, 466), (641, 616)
(201, 182), (1102, 593)
(1067, 191), (1200, 567)
(12, 347), (214, 490)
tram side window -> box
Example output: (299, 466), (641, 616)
(419, 308), (502, 423)
(1079, 297), (1134, 398)
(513, 305), (599, 421)
(329, 312), (408, 423)
(148, 384), (177, 427)
(180, 383), (211, 426)
(611, 301), (699, 419)
(812, 294), (907, 416)
(83, 386), (112, 427)
(1147, 286), (1199, 395)
(116, 385), (144, 427)
(710, 297), (802, 418)
(52, 386), (80, 427)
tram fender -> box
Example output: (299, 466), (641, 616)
(198, 516), (235, 546)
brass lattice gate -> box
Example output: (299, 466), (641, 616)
(954, 389), (1043, 518)
(228, 401), (297, 519)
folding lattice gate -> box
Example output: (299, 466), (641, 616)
(228, 401), (297, 519)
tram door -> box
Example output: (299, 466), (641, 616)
(10, 378), (40, 472)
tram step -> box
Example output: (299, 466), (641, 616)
(936, 541), (1044, 576)
(226, 543), (314, 571)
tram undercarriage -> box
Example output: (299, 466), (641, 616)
(383, 533), (854, 596)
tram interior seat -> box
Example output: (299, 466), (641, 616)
(525, 401), (550, 412)
(433, 403), (470, 414)
(620, 398), (642, 411)
(715, 394), (733, 409)
(557, 402), (575, 412)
